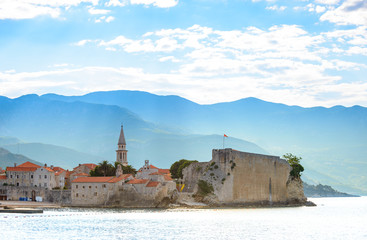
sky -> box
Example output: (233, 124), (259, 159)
(0, 0), (367, 107)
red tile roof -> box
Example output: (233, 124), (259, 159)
(74, 172), (89, 177)
(107, 174), (131, 183)
(55, 169), (65, 176)
(52, 167), (65, 172)
(72, 177), (113, 183)
(146, 181), (160, 187)
(44, 167), (54, 172)
(17, 161), (41, 168)
(164, 175), (173, 181)
(0, 175), (7, 180)
(6, 167), (38, 172)
(158, 169), (170, 174)
(127, 179), (149, 184)
(73, 164), (97, 170)
(149, 165), (158, 169)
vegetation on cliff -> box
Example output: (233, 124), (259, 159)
(197, 180), (214, 196)
(283, 153), (304, 179)
(170, 159), (198, 179)
(90, 160), (137, 176)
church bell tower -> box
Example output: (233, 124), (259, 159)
(116, 124), (128, 166)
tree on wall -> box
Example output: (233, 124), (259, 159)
(90, 161), (137, 176)
(90, 160), (115, 176)
(170, 159), (198, 179)
(283, 153), (304, 179)
(114, 162), (137, 175)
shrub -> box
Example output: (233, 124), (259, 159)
(210, 173), (214, 177)
(214, 165), (218, 169)
(197, 180), (214, 196)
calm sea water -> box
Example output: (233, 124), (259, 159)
(1, 197), (366, 240)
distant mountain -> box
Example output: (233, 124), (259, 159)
(0, 147), (42, 168)
(1, 142), (103, 170)
(304, 182), (359, 198)
(0, 95), (267, 170)
(41, 90), (367, 194)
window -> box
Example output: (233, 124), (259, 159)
(39, 175), (41, 179)
(83, 186), (85, 189)
(17, 175), (19, 179)
(76, 185), (78, 189)
(103, 184), (106, 188)
(31, 175), (33, 179)
(39, 183), (41, 187)
(94, 192), (97, 196)
(16, 183), (19, 186)
(10, 175), (13, 178)
(76, 193), (79, 197)
(89, 186), (91, 189)
(95, 186), (97, 188)
(44, 175), (47, 179)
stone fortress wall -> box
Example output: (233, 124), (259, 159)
(183, 148), (305, 205)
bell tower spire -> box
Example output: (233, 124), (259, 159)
(116, 124), (128, 166)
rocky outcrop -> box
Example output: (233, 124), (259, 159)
(286, 177), (307, 203)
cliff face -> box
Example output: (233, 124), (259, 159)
(286, 177), (307, 203)
(182, 149), (308, 206)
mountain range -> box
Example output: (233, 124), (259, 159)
(0, 90), (366, 195)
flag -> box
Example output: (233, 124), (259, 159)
(224, 134), (228, 137)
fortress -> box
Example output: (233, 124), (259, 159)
(182, 148), (306, 206)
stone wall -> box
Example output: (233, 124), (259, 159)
(182, 149), (306, 206)
(0, 186), (71, 204)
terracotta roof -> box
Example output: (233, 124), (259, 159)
(73, 163), (97, 170)
(44, 167), (54, 172)
(65, 170), (73, 178)
(127, 179), (149, 184)
(158, 169), (170, 174)
(164, 175), (173, 181)
(146, 181), (160, 187)
(74, 172), (89, 177)
(150, 165), (158, 169)
(72, 177), (114, 183)
(6, 167), (38, 172)
(52, 167), (65, 172)
(17, 161), (41, 168)
(0, 175), (7, 180)
(54, 169), (65, 176)
(107, 174), (131, 183)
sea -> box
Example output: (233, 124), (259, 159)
(1, 197), (366, 240)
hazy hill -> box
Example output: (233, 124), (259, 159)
(41, 90), (367, 194)
(0, 147), (42, 169)
(0, 95), (267, 169)
(1, 142), (103, 170)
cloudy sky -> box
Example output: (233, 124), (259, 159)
(0, 0), (367, 107)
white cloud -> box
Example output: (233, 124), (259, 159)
(266, 5), (287, 11)
(130, 0), (178, 8)
(320, 0), (367, 26)
(105, 16), (115, 22)
(88, 7), (111, 15)
(315, 0), (340, 5)
(106, 0), (127, 7)
(0, 0), (98, 20)
(159, 56), (180, 62)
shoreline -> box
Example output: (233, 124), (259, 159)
(1, 200), (315, 209)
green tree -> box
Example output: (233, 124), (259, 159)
(283, 153), (304, 179)
(170, 159), (198, 179)
(114, 162), (137, 175)
(90, 160), (115, 176)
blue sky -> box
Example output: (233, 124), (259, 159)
(0, 0), (367, 107)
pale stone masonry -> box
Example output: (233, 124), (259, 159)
(182, 148), (304, 205)
(71, 174), (133, 206)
